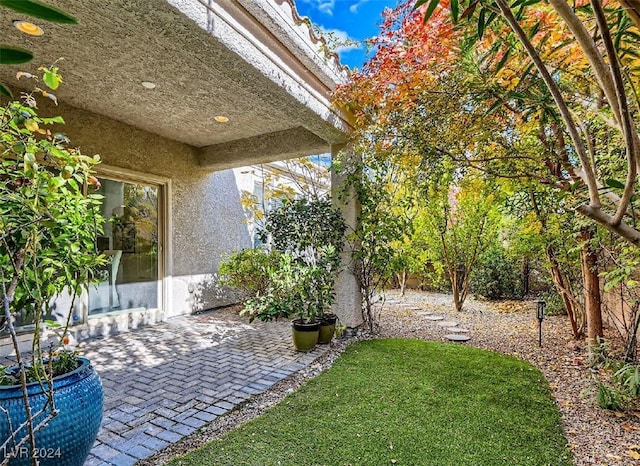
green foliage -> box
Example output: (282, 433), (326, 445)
(168, 340), (573, 466)
(600, 243), (640, 292)
(241, 198), (346, 323)
(40, 64), (62, 90)
(0, 46), (33, 65)
(0, 107), (105, 318)
(416, 173), (502, 310)
(0, 0), (77, 23)
(614, 363), (640, 398)
(538, 289), (566, 316)
(0, 83), (11, 99)
(0, 69), (105, 373)
(259, 197), (345, 268)
(241, 250), (337, 323)
(0, 365), (14, 385)
(587, 356), (640, 410)
(219, 248), (281, 298)
(595, 383), (625, 411)
(471, 243), (523, 300)
(241, 253), (301, 323)
(26, 348), (79, 384)
(0, 348), (80, 386)
(334, 148), (416, 330)
(0, 1), (77, 96)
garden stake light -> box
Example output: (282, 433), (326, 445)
(536, 300), (546, 347)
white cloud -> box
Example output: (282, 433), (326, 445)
(349, 0), (369, 14)
(301, 0), (336, 15)
(319, 0), (335, 15)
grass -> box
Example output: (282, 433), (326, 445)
(168, 339), (573, 466)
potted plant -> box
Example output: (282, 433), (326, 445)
(301, 245), (340, 345)
(259, 198), (346, 346)
(0, 67), (105, 465)
(240, 253), (321, 351)
(288, 260), (322, 352)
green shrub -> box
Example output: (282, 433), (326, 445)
(471, 244), (523, 300)
(241, 252), (326, 323)
(258, 198), (346, 266)
(219, 248), (281, 297)
(596, 383), (625, 411)
(615, 363), (640, 398)
(251, 198), (346, 322)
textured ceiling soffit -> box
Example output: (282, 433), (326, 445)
(0, 0), (350, 149)
(198, 127), (328, 166)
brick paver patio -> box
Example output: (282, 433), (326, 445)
(82, 308), (331, 466)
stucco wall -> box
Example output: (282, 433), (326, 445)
(51, 102), (249, 313)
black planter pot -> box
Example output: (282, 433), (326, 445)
(318, 313), (338, 344)
(291, 319), (320, 352)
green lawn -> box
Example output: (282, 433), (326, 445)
(168, 339), (573, 466)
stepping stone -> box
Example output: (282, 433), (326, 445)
(445, 334), (471, 342)
(417, 311), (433, 316)
(423, 315), (444, 321)
(438, 321), (458, 327)
(449, 327), (470, 333)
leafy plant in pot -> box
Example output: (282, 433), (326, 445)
(300, 245), (340, 345)
(0, 68), (106, 465)
(241, 253), (321, 351)
(288, 260), (322, 352)
(259, 198), (346, 346)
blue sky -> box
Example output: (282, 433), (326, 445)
(294, 0), (399, 70)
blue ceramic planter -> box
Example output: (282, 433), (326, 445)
(0, 357), (103, 466)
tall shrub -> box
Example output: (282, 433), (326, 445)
(471, 243), (524, 300)
(257, 198), (346, 320)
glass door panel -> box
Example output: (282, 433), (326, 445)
(89, 178), (159, 315)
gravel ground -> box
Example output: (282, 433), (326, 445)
(140, 291), (640, 466)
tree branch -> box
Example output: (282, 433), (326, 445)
(591, 0), (638, 225)
(494, 0), (602, 208)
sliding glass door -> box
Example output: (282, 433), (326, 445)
(89, 178), (161, 315)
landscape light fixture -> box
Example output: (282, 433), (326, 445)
(141, 81), (156, 89)
(214, 115), (229, 123)
(536, 300), (546, 347)
(13, 20), (44, 36)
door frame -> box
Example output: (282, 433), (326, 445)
(85, 164), (172, 322)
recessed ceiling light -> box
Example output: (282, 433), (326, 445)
(141, 81), (156, 89)
(13, 20), (44, 36)
(214, 116), (229, 123)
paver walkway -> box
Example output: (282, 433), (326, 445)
(82, 308), (331, 465)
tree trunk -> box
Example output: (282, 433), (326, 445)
(522, 256), (530, 296)
(450, 266), (465, 311)
(580, 227), (603, 346)
(398, 270), (407, 296)
(546, 246), (583, 339)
